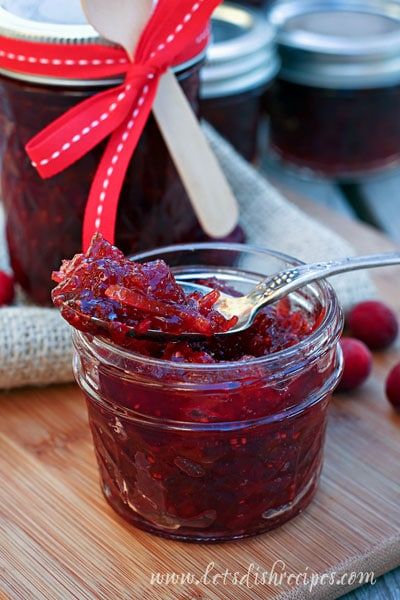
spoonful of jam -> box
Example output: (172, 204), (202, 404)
(52, 233), (400, 343)
(52, 234), (238, 342)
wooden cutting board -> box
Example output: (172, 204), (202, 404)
(0, 200), (399, 600)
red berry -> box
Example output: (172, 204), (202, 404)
(337, 337), (372, 392)
(385, 363), (400, 411)
(348, 300), (398, 350)
(0, 271), (14, 306)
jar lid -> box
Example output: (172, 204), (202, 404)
(0, 0), (205, 86)
(201, 2), (279, 99)
(0, 0), (100, 44)
(269, 0), (400, 88)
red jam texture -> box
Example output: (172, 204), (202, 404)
(80, 339), (336, 541)
(61, 237), (340, 541)
(52, 233), (319, 358)
(85, 390), (330, 541)
(52, 234), (238, 338)
(268, 79), (400, 176)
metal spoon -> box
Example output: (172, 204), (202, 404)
(199, 251), (400, 337)
(67, 250), (400, 342)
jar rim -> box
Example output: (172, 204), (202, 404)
(76, 242), (343, 372)
(0, 4), (105, 45)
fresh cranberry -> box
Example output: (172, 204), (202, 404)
(385, 363), (400, 411)
(0, 271), (14, 306)
(337, 337), (372, 392)
(348, 300), (398, 350)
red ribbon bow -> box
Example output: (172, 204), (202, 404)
(5, 0), (221, 250)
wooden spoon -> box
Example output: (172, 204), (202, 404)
(81, 0), (240, 238)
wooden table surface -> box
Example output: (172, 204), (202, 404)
(0, 197), (399, 600)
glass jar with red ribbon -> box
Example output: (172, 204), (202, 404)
(0, 0), (241, 305)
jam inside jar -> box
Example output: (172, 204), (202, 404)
(267, 0), (400, 179)
(268, 78), (400, 178)
(200, 2), (278, 162)
(0, 58), (213, 305)
(72, 244), (343, 542)
(201, 85), (269, 163)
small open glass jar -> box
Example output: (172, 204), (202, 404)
(200, 2), (279, 162)
(267, 0), (400, 179)
(73, 243), (343, 542)
(0, 0), (216, 305)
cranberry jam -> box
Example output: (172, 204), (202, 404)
(61, 240), (343, 542)
(268, 0), (400, 178)
(52, 234), (238, 339)
(268, 80), (400, 177)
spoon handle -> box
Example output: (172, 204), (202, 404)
(248, 251), (400, 308)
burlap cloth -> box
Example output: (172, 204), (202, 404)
(0, 126), (375, 389)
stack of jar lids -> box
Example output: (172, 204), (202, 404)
(201, 2), (279, 99)
(268, 0), (400, 88)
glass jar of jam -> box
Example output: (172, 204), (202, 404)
(72, 243), (343, 542)
(200, 2), (279, 162)
(0, 0), (233, 306)
(267, 0), (400, 179)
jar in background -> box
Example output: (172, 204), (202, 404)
(200, 2), (279, 162)
(0, 1), (243, 306)
(267, 0), (400, 179)
(73, 244), (343, 542)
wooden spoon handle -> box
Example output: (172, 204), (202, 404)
(82, 0), (239, 238)
(81, 0), (150, 60)
(153, 71), (239, 238)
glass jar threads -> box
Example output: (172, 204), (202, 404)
(72, 243), (344, 542)
(0, 0), (209, 305)
(200, 2), (279, 162)
(267, 0), (400, 179)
